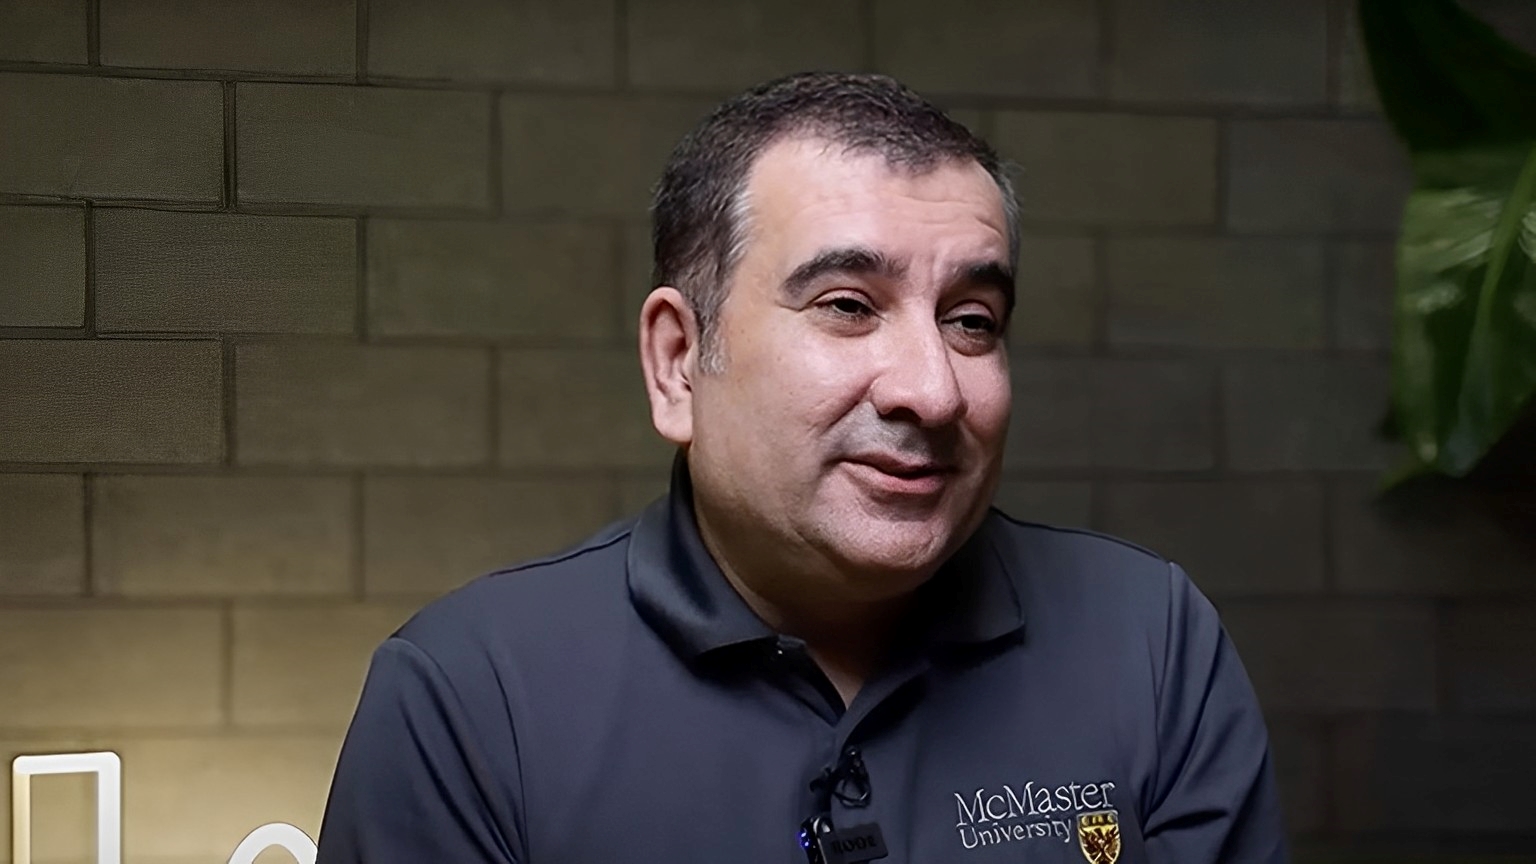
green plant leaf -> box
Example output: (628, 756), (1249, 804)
(1394, 144), (1536, 475)
(1361, 0), (1536, 481)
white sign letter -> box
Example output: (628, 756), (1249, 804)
(227, 822), (317, 864)
(11, 751), (121, 864)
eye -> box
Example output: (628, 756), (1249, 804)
(953, 313), (999, 334)
(822, 296), (874, 318)
(942, 307), (1004, 355)
(943, 308), (1001, 336)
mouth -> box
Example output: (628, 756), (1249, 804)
(842, 455), (956, 497)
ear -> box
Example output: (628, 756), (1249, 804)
(638, 286), (697, 446)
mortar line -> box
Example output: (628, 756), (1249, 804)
(356, 0), (370, 83)
(613, 0), (629, 89)
(87, 0), (101, 65)
(82, 201), (97, 336)
(223, 81), (237, 209)
(1095, 0), (1115, 98)
(1326, 0), (1347, 113)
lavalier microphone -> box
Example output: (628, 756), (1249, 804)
(798, 746), (888, 864)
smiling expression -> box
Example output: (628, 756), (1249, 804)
(681, 135), (1014, 599)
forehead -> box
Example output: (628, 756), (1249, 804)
(740, 136), (1009, 268)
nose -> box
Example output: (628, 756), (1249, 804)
(868, 321), (966, 428)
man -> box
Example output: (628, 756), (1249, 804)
(317, 72), (1288, 863)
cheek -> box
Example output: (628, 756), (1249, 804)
(697, 361), (840, 466)
(963, 367), (1013, 441)
(751, 335), (869, 423)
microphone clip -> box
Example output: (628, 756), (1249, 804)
(809, 746), (872, 810)
(800, 747), (887, 864)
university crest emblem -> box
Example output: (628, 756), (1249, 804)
(1076, 809), (1120, 864)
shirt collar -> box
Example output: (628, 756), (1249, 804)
(626, 453), (1026, 664)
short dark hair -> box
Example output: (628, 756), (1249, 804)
(650, 71), (1019, 369)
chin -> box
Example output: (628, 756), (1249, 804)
(805, 480), (993, 582)
(819, 520), (964, 586)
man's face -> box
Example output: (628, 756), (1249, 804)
(685, 136), (1013, 599)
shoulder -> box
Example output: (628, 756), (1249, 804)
(985, 507), (1178, 594)
(389, 516), (639, 673)
(983, 510), (1237, 737)
(982, 508), (1204, 647)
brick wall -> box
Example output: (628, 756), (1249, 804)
(1, 2), (1533, 862)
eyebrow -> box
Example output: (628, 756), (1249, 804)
(780, 246), (908, 302)
(950, 260), (1016, 317)
(779, 245), (1016, 318)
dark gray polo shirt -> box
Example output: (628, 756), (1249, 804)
(317, 460), (1287, 863)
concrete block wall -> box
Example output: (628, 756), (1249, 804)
(1, 2), (1533, 861)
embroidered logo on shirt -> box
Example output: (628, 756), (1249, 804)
(1076, 810), (1121, 864)
(952, 779), (1118, 852)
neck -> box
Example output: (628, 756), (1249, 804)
(691, 493), (920, 704)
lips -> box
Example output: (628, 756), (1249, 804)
(845, 453), (955, 477)
(841, 454), (957, 500)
